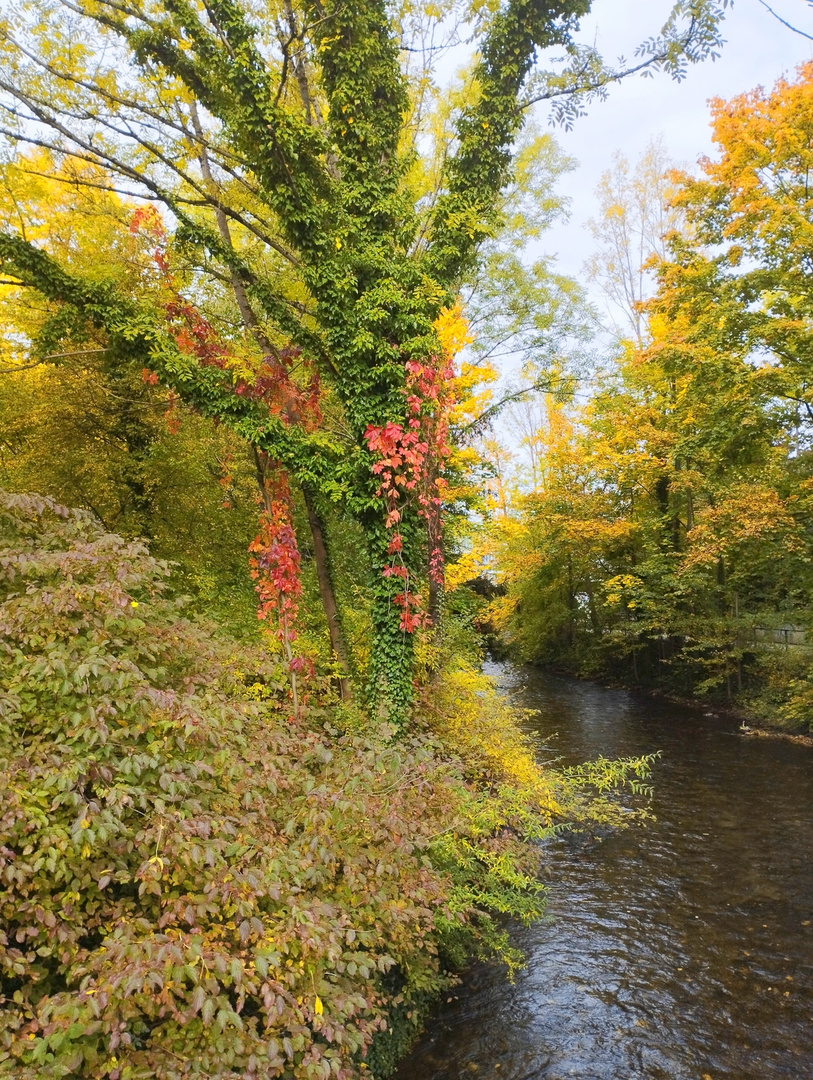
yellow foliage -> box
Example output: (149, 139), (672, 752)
(562, 519), (636, 544)
(683, 484), (805, 569)
(445, 538), (495, 590)
(450, 360), (498, 429)
(420, 658), (562, 820)
(434, 300), (474, 359)
(699, 61), (813, 252)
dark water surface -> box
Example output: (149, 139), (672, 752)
(396, 663), (813, 1080)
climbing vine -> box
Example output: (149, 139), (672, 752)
(363, 303), (469, 633)
(132, 208), (320, 697)
(248, 465), (309, 714)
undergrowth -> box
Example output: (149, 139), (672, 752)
(0, 491), (653, 1079)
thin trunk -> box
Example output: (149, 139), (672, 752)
(428, 575), (441, 627)
(192, 110), (352, 689)
(303, 485), (352, 701)
(426, 463), (443, 628)
(191, 103), (270, 343)
(655, 474), (671, 550)
(586, 583), (598, 632)
(282, 615), (300, 717)
(282, 0), (317, 125)
(567, 556), (575, 647)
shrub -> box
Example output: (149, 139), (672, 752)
(0, 493), (448, 1077)
(0, 492), (653, 1078)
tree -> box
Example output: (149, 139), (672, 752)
(0, 0), (732, 723)
(586, 137), (683, 345)
(492, 65), (813, 707)
(671, 60), (813, 428)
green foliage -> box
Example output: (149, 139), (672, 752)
(0, 490), (651, 1076)
(0, 490), (428, 1076)
(0, 360), (265, 633)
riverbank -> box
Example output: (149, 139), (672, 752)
(523, 657), (813, 742)
(740, 725), (813, 746)
(629, 686), (813, 745)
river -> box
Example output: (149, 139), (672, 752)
(395, 662), (813, 1080)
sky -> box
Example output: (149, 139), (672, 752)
(534, 0), (813, 288)
(443, 0), (813, 456)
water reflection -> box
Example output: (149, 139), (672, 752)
(396, 664), (813, 1080)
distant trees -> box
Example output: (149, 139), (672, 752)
(586, 137), (683, 345)
(492, 64), (813, 726)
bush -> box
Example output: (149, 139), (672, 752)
(0, 492), (653, 1078)
(0, 493), (444, 1076)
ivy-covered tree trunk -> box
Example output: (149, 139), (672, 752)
(0, 0), (731, 726)
(365, 510), (418, 721)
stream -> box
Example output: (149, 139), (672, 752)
(395, 662), (813, 1080)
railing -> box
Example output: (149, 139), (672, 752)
(741, 626), (808, 647)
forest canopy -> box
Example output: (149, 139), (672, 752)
(487, 62), (813, 731)
(0, 0), (731, 720)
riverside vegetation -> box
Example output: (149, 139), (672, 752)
(475, 63), (813, 733)
(0, 0), (761, 1075)
(0, 491), (653, 1077)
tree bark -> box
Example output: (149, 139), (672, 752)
(303, 487), (352, 701)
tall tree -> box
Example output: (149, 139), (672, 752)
(586, 137), (683, 345)
(0, 0), (731, 723)
(672, 60), (813, 427)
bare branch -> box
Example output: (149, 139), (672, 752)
(756, 0), (813, 41)
(0, 360), (45, 373)
(45, 347), (110, 360)
(459, 374), (571, 435)
(1, 347), (111, 372)
(0, 82), (300, 268)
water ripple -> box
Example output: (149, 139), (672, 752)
(396, 665), (813, 1080)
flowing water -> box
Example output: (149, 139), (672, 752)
(396, 662), (813, 1080)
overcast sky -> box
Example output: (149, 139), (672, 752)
(533, 0), (813, 288)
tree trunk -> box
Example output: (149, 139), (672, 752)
(303, 485), (352, 701)
(428, 575), (441, 627)
(193, 116), (353, 694)
(586, 583), (599, 632)
(567, 556), (575, 647)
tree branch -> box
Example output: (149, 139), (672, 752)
(426, 0), (582, 286)
(756, 0), (813, 41)
(0, 231), (339, 482)
(459, 373), (570, 434)
(0, 360), (45, 373)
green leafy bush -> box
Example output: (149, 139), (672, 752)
(0, 492), (592, 1078)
